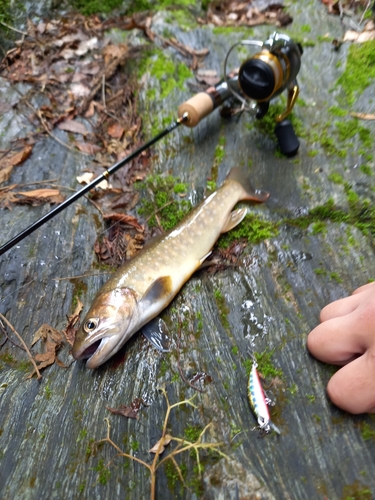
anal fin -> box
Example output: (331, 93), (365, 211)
(221, 207), (247, 234)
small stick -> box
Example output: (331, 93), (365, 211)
(0, 20), (29, 36)
(0, 313), (42, 379)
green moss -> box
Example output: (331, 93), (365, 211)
(306, 394), (315, 403)
(341, 480), (372, 500)
(231, 345), (239, 356)
(336, 41), (375, 103)
(214, 289), (230, 330)
(360, 421), (375, 441)
(255, 350), (283, 379)
(136, 174), (191, 231)
(93, 459), (111, 485)
(286, 197), (375, 239)
(218, 213), (279, 248)
(311, 221), (326, 235)
(184, 424), (202, 442)
(328, 106), (347, 117)
(137, 48), (192, 100)
(307, 149), (319, 157)
(255, 103), (305, 141)
(70, 0), (123, 15)
(360, 164), (372, 176)
(328, 172), (344, 184)
(45, 383), (52, 400)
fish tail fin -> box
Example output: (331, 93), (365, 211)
(226, 167), (270, 203)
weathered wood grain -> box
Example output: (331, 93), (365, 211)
(1, 1), (375, 499)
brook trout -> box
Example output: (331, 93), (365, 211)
(72, 168), (269, 368)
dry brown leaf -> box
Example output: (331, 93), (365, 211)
(57, 119), (89, 135)
(75, 141), (102, 154)
(103, 212), (144, 232)
(106, 397), (147, 420)
(31, 323), (63, 346)
(0, 164), (14, 186)
(11, 145), (33, 165)
(63, 297), (83, 345)
(108, 123), (125, 139)
(149, 434), (173, 454)
(350, 112), (375, 120)
(16, 188), (65, 205)
(27, 324), (65, 378)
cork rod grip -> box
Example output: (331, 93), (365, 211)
(177, 92), (214, 128)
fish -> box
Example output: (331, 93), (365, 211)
(248, 361), (281, 435)
(71, 167), (269, 368)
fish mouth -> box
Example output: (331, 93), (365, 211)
(74, 335), (123, 369)
(75, 340), (102, 360)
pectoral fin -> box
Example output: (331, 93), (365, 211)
(142, 317), (170, 352)
(140, 276), (173, 308)
(221, 207), (248, 234)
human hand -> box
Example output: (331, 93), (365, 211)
(307, 282), (375, 414)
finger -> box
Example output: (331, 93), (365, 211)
(307, 314), (370, 365)
(320, 293), (361, 322)
(352, 281), (375, 295)
(326, 351), (375, 414)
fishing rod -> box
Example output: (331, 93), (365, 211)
(0, 78), (237, 257)
(0, 32), (302, 257)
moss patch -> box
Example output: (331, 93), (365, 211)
(218, 213), (279, 248)
(70, 0), (123, 15)
(136, 174), (191, 231)
(137, 48), (193, 100)
(287, 197), (375, 239)
(336, 41), (375, 104)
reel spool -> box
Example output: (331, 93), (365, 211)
(224, 32), (303, 157)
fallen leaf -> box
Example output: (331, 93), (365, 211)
(149, 434), (173, 454)
(63, 298), (83, 345)
(76, 172), (94, 184)
(103, 212), (144, 232)
(58, 119), (88, 135)
(350, 112), (375, 120)
(0, 164), (14, 186)
(27, 323), (66, 378)
(75, 141), (102, 154)
(106, 397), (147, 420)
(16, 188), (65, 205)
(11, 145), (33, 165)
(31, 323), (63, 346)
(108, 123), (125, 139)
(70, 83), (91, 97)
(0, 146), (33, 184)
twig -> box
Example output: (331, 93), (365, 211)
(102, 74), (106, 109)
(52, 272), (113, 281)
(0, 320), (25, 350)
(91, 388), (226, 500)
(0, 313), (42, 379)
(0, 20), (29, 36)
(359, 0), (372, 24)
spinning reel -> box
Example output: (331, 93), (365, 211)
(224, 32), (303, 156)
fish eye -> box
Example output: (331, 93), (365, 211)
(83, 318), (99, 332)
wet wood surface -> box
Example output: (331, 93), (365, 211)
(1, 1), (375, 499)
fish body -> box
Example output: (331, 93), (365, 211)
(248, 362), (280, 434)
(72, 168), (269, 368)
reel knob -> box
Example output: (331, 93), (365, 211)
(274, 120), (300, 157)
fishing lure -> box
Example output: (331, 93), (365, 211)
(248, 361), (281, 435)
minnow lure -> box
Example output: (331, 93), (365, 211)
(248, 361), (281, 434)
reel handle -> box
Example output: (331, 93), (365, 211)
(178, 76), (239, 127)
(177, 92), (214, 127)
